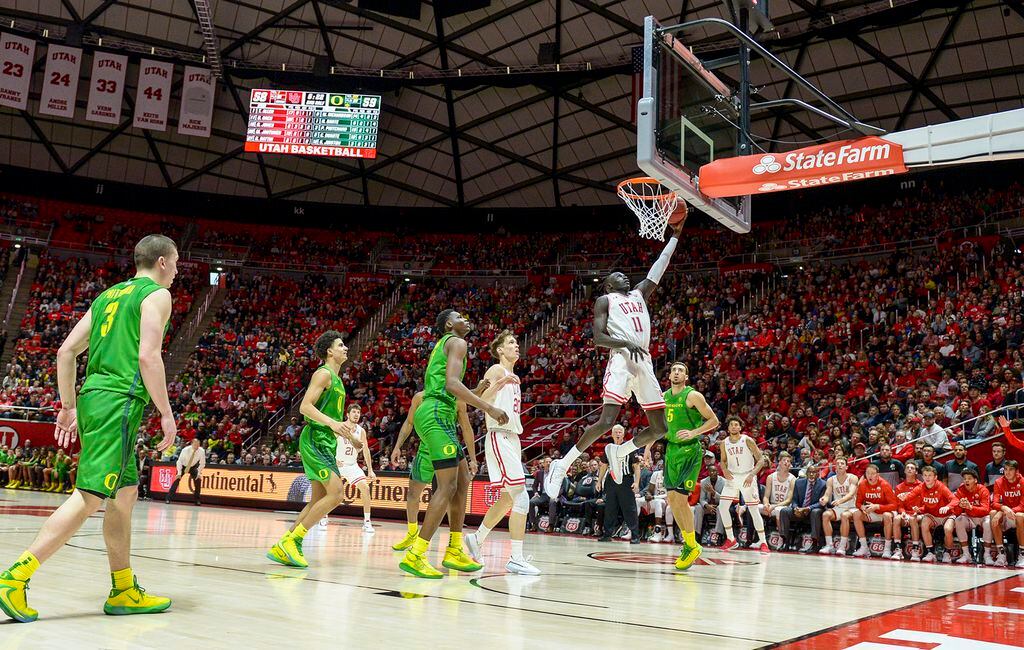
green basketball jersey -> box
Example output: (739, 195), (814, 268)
(81, 276), (165, 404)
(664, 386), (704, 444)
(304, 364), (346, 429)
(423, 333), (464, 411)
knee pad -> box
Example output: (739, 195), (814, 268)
(509, 486), (530, 515)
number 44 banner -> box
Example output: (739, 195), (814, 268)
(133, 59), (173, 131)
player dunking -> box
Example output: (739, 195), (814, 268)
(660, 362), (719, 569)
(0, 235), (178, 623)
(465, 331), (541, 576)
(267, 330), (361, 568)
(390, 392), (478, 551)
(398, 310), (507, 578)
(718, 417), (769, 553)
(544, 219), (685, 499)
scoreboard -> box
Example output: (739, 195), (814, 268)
(244, 89), (381, 158)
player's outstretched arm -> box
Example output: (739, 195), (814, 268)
(456, 400), (478, 475)
(392, 392), (422, 464)
(444, 337), (508, 425)
(54, 310), (92, 447)
(635, 220), (685, 301)
(140, 289), (176, 452)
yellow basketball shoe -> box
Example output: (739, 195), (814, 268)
(392, 528), (420, 551)
(278, 534), (308, 568)
(103, 577), (171, 616)
(675, 544), (702, 571)
(266, 542), (292, 566)
(442, 547), (483, 573)
(0, 572), (38, 623)
(399, 550), (443, 579)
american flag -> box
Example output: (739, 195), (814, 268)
(630, 45), (644, 124)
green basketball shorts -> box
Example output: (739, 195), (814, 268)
(299, 425), (341, 483)
(664, 441), (703, 495)
(76, 390), (145, 498)
(410, 449), (434, 484)
(412, 398), (464, 470)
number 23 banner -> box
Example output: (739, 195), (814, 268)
(134, 59), (173, 131)
(0, 33), (36, 110)
(86, 51), (128, 124)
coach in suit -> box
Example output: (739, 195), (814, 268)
(778, 460), (827, 551)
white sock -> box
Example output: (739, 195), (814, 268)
(884, 539), (892, 552)
(564, 446), (582, 465)
(839, 537), (849, 550)
(477, 523), (493, 543)
(859, 537), (867, 548)
(747, 505), (765, 542)
(510, 540), (524, 560)
(364, 513), (371, 522)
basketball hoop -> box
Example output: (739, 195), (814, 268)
(616, 177), (680, 240)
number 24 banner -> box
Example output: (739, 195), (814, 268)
(0, 33), (36, 110)
(86, 51), (128, 125)
(39, 45), (83, 118)
(133, 59), (173, 131)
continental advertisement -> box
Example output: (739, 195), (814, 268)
(149, 463), (507, 517)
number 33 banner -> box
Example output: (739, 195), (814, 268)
(39, 45), (83, 118)
(0, 33), (36, 110)
(133, 59), (173, 131)
(86, 51), (128, 124)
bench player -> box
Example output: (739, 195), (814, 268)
(819, 457), (859, 555)
(465, 330), (540, 575)
(902, 465), (958, 562)
(718, 417), (769, 553)
(544, 219), (686, 498)
(952, 467), (990, 565)
(851, 463), (899, 559)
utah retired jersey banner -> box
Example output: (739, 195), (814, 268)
(133, 59), (173, 131)
(178, 66), (215, 137)
(86, 51), (128, 124)
(0, 33), (36, 110)
(38, 45), (83, 118)
(698, 137), (908, 198)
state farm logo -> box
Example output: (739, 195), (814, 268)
(758, 182), (787, 192)
(752, 155), (781, 175)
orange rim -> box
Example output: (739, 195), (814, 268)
(616, 177), (677, 201)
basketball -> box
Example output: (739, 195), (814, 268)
(668, 203), (688, 226)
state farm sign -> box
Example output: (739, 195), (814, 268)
(698, 137), (908, 198)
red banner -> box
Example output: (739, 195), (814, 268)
(520, 417), (578, 447)
(0, 419), (75, 451)
(699, 137), (908, 198)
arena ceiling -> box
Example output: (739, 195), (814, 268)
(0, 0), (1022, 209)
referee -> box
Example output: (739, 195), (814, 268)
(599, 425), (641, 543)
(166, 438), (205, 505)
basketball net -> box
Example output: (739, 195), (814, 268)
(616, 177), (679, 240)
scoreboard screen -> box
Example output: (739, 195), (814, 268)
(244, 89), (381, 158)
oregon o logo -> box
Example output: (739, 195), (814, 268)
(442, 444), (457, 456)
(684, 479), (695, 490)
(104, 473), (118, 491)
(318, 468), (329, 480)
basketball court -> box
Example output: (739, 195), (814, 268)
(2, 492), (1021, 649)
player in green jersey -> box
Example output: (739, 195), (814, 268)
(399, 309), (506, 578)
(267, 329), (361, 569)
(660, 362), (719, 570)
(0, 235), (178, 623)
(390, 392), (478, 551)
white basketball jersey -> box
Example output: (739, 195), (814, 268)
(650, 470), (667, 497)
(768, 473), (793, 505)
(831, 474), (855, 503)
(485, 367), (523, 434)
(335, 425), (363, 467)
(605, 289), (650, 351)
(723, 435), (756, 474)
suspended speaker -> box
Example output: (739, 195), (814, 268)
(435, 0), (490, 19)
(358, 0), (420, 20)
